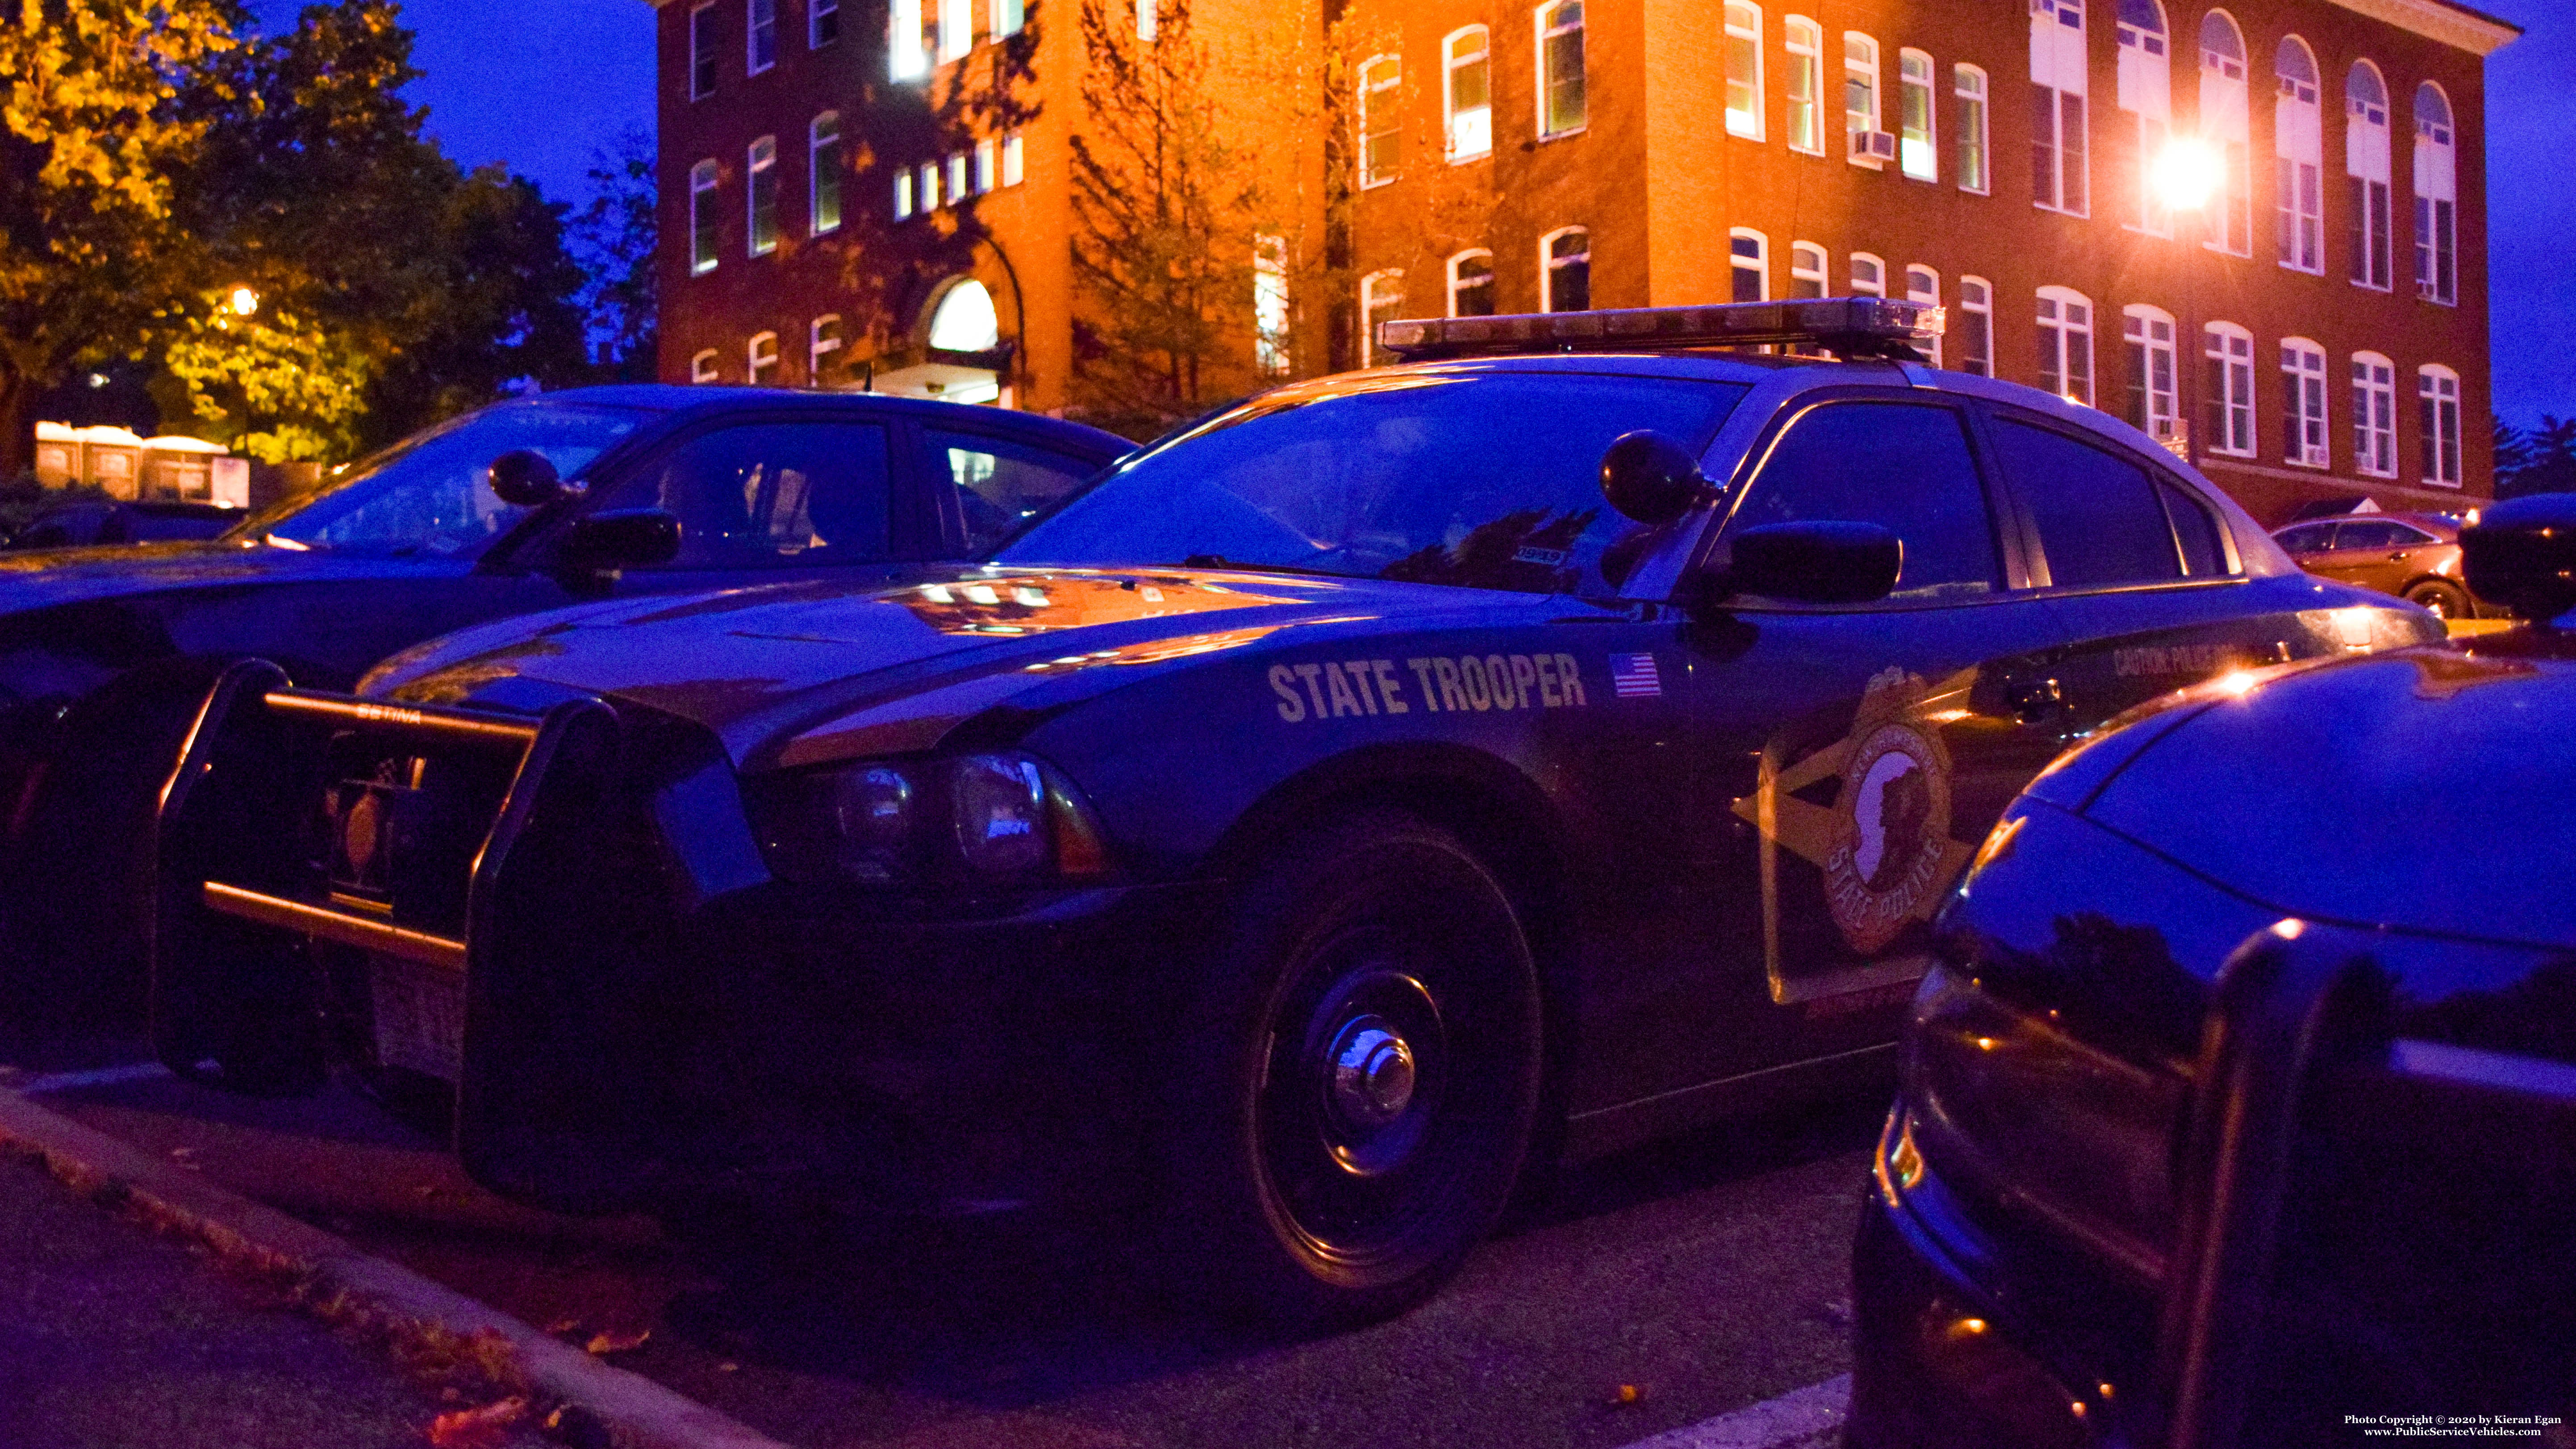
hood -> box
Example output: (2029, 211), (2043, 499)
(369, 565), (1570, 765)
(0, 537), (468, 616)
(2081, 638), (2576, 950)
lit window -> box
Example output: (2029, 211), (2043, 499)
(2418, 364), (2461, 486)
(810, 113), (841, 234)
(2280, 339), (2328, 467)
(810, 314), (843, 377)
(1448, 250), (1495, 316)
(1783, 17), (1823, 155)
(690, 159), (720, 274)
(1844, 32), (1883, 164)
(937, 0), (969, 61)
(1543, 227), (1591, 312)
(1724, 3), (1763, 140)
(1001, 134), (1024, 186)
(1898, 50), (1935, 180)
(1359, 55), (1401, 186)
(889, 0), (926, 78)
(690, 349), (720, 383)
(1958, 276), (1992, 376)
(919, 159), (940, 209)
(2198, 11), (2251, 255)
(2036, 285), (2093, 405)
(747, 0), (777, 72)
(2030, 0), (2088, 214)
(690, 1), (719, 97)
(2115, 0), (2171, 234)
(893, 168), (913, 220)
(1954, 64), (1988, 193)
(2351, 351), (2396, 477)
(1789, 242), (1825, 298)
(2414, 82), (2456, 304)
(1729, 229), (1767, 302)
(2203, 321), (2256, 456)
(811, 0), (839, 46)
(1137, 0), (1155, 43)
(947, 152), (969, 202)
(1538, 0), (1585, 138)
(1849, 252), (1884, 297)
(1445, 28), (1492, 159)
(2347, 62), (2392, 291)
(1905, 266), (1942, 365)
(1255, 234), (1289, 376)
(747, 331), (780, 385)
(1361, 271), (1405, 367)
(2275, 38), (2322, 273)
(747, 137), (778, 256)
(974, 138), (995, 193)
(2121, 304), (2177, 443)
(990, 0), (1021, 40)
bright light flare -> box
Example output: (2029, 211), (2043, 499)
(224, 285), (260, 317)
(2150, 137), (2225, 213)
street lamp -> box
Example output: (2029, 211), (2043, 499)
(224, 285), (260, 319)
(2150, 136), (2225, 216)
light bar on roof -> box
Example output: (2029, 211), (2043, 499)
(1375, 296), (1945, 363)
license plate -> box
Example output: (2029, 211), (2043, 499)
(371, 954), (464, 1084)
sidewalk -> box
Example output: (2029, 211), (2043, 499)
(0, 1146), (545, 1449)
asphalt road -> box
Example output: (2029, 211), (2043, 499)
(1, 1042), (1880, 1449)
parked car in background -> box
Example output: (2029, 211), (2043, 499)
(0, 385), (1123, 1029)
(1850, 492), (2576, 1448)
(2269, 510), (2487, 619)
(3, 500), (240, 550)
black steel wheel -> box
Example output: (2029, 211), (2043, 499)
(1153, 811), (1543, 1326)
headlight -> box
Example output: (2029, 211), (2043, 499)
(829, 765), (916, 881)
(952, 753), (1048, 874)
(758, 750), (1111, 886)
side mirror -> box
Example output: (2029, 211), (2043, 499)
(559, 508), (682, 572)
(1722, 521), (1903, 605)
(1600, 430), (1712, 526)
(488, 449), (569, 507)
(2460, 492), (2576, 622)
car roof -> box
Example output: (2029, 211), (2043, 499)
(533, 385), (1130, 461)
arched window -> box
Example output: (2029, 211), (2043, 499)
(1445, 27), (1492, 159)
(2198, 10), (2251, 255)
(2280, 337), (2328, 466)
(1448, 250), (1495, 316)
(1788, 241), (1826, 298)
(1898, 49), (1936, 180)
(1783, 17), (1823, 154)
(1360, 270), (1405, 367)
(1542, 227), (1591, 312)
(2121, 302), (2178, 442)
(1729, 228), (1767, 301)
(927, 279), (1000, 351)
(2346, 62), (2392, 290)
(690, 348), (720, 384)
(689, 159), (721, 275)
(2351, 351), (2396, 477)
(1844, 32), (1884, 163)
(747, 136), (778, 256)
(1957, 276), (1993, 376)
(1537, 0), (1586, 138)
(1358, 54), (1401, 187)
(2418, 363), (2461, 486)
(810, 113), (842, 235)
(2275, 38), (2322, 272)
(1906, 265), (1942, 364)
(2036, 285), (2094, 404)
(2414, 82), (2457, 304)
(809, 314), (842, 377)
(747, 330), (781, 384)
(1849, 251), (1885, 296)
(1954, 64), (1989, 193)
(2031, 0), (2088, 213)
(1724, 3), (1764, 139)
(2116, 0), (2172, 232)
(2203, 320), (2255, 456)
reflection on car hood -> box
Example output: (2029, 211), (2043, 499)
(367, 565), (1573, 766)
(0, 538), (475, 614)
(2082, 636), (2576, 948)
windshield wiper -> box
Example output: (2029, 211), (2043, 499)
(1180, 553), (1347, 578)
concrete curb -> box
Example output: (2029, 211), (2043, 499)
(0, 1085), (795, 1449)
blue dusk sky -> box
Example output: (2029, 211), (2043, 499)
(269, 0), (2572, 427)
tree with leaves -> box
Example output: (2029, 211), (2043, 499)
(569, 129), (657, 382)
(2496, 414), (2576, 500)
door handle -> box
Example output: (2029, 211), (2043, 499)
(2004, 674), (2065, 724)
(2388, 551), (2410, 561)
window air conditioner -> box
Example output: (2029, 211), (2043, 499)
(1850, 129), (1897, 161)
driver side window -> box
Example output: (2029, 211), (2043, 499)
(1726, 400), (2000, 600)
(609, 422), (892, 569)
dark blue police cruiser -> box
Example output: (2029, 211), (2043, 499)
(1852, 493), (2576, 1448)
(0, 387), (1120, 1024)
(152, 299), (2432, 1325)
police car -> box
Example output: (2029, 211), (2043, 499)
(1851, 493), (2576, 1447)
(150, 299), (2431, 1325)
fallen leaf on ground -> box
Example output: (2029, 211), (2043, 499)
(585, 1328), (649, 1355)
(427, 1396), (527, 1448)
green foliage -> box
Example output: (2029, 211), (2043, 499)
(569, 130), (657, 382)
(2495, 415), (2576, 500)
(0, 474), (106, 536)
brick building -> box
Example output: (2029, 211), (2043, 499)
(653, 0), (2516, 518)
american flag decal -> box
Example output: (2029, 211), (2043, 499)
(1609, 653), (1662, 699)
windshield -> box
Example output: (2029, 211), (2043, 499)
(999, 372), (1748, 596)
(230, 401), (658, 556)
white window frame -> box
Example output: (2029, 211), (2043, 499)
(1788, 241), (1826, 298)
(2414, 81), (2457, 305)
(747, 0), (776, 74)
(1447, 248), (1495, 316)
(690, 0), (719, 98)
(746, 136), (778, 257)
(1958, 275), (1992, 376)
(689, 158), (721, 275)
(1360, 270), (1405, 367)
(811, 0), (839, 46)
(1848, 251), (1885, 297)
(1724, 2), (1764, 141)
(1358, 54), (1401, 188)
(889, 0), (926, 79)
(2280, 336), (2329, 468)
(936, 0), (970, 60)
(2116, 0), (2172, 235)
(1898, 48), (1935, 180)
(1000, 134), (1025, 186)
(1844, 31), (1883, 167)
(893, 167), (914, 221)
(1537, 0), (1586, 139)
(2203, 320), (2256, 457)
(1905, 265), (1942, 365)
(973, 137), (995, 192)
(1730, 228), (1768, 301)
(810, 112), (841, 234)
(2199, 9), (2252, 256)
(810, 314), (842, 376)
(690, 348), (720, 383)
(2274, 36), (2324, 275)
(2121, 303), (2178, 443)
(2351, 350), (2396, 477)
(1783, 17), (1823, 155)
(2031, 0), (2089, 217)
(1444, 26), (1493, 160)
(2418, 363), (2461, 487)
(989, 0), (1021, 40)
(2346, 60), (2392, 292)
(747, 330), (781, 384)
(947, 151), (969, 202)
(1541, 225), (1590, 313)
(1254, 234), (1289, 376)
(919, 159), (940, 210)
(1954, 63), (1989, 194)
(2035, 284), (2094, 405)
(1137, 0), (1155, 42)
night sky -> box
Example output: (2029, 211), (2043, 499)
(271, 0), (2572, 427)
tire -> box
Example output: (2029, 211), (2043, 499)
(1150, 811), (1544, 1326)
(2403, 580), (2470, 621)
